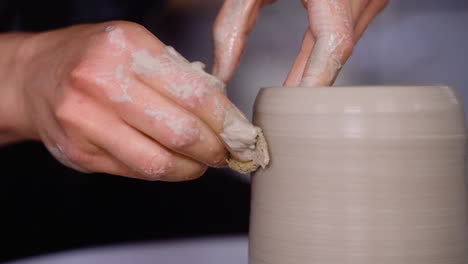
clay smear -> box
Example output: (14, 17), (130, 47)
(221, 107), (270, 173)
(142, 151), (173, 179)
(145, 108), (200, 147)
(107, 27), (127, 56)
(301, 33), (349, 85)
(301, 0), (353, 86)
(131, 47), (226, 94)
(214, 0), (243, 64)
(110, 64), (133, 102)
(213, 0), (252, 81)
(132, 46), (269, 172)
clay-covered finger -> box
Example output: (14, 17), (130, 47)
(301, 0), (354, 86)
(92, 119), (208, 182)
(110, 79), (227, 168)
(50, 94), (206, 181)
(98, 28), (268, 167)
(212, 0), (268, 82)
(128, 45), (263, 163)
(83, 26), (266, 166)
(284, 29), (315, 87)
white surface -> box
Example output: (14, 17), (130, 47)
(6, 236), (248, 264)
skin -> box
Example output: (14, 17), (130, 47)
(212, 0), (389, 86)
(0, 1), (387, 181)
(0, 21), (240, 181)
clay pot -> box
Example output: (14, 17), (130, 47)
(249, 86), (468, 264)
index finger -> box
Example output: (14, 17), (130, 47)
(212, 0), (275, 83)
(130, 44), (263, 164)
(301, 0), (354, 86)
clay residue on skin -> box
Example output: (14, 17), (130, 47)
(145, 108), (200, 147)
(213, 97), (224, 121)
(131, 47), (226, 94)
(167, 47), (226, 93)
(226, 131), (269, 174)
(110, 64), (132, 102)
(221, 107), (270, 173)
(105, 26), (115, 32)
(301, 0), (353, 86)
(107, 27), (127, 56)
(327, 0), (351, 27)
(142, 151), (173, 179)
(221, 107), (258, 161)
(213, 0), (245, 79)
(301, 32), (348, 85)
(131, 49), (168, 75)
(93, 71), (114, 85)
(132, 46), (269, 172)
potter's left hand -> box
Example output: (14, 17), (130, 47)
(212, 0), (388, 86)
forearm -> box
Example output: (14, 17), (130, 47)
(0, 33), (34, 146)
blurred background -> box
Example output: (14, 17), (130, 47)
(1, 0), (467, 262)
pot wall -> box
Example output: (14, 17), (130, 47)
(249, 86), (468, 264)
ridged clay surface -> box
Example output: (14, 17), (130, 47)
(249, 86), (468, 264)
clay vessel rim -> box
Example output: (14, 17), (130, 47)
(260, 85), (453, 91)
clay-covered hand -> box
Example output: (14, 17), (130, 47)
(12, 21), (256, 181)
(212, 0), (388, 86)
(285, 0), (389, 86)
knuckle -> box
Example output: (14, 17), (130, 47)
(206, 143), (227, 167)
(55, 95), (79, 125)
(68, 60), (121, 97)
(68, 62), (109, 95)
(140, 152), (173, 181)
(169, 77), (214, 110)
(212, 22), (225, 41)
(68, 63), (93, 89)
(166, 118), (201, 150)
(92, 21), (146, 57)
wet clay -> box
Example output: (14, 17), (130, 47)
(249, 86), (468, 263)
(226, 130), (269, 174)
(222, 107), (270, 173)
(130, 46), (269, 170)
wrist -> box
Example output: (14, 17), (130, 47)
(0, 33), (37, 145)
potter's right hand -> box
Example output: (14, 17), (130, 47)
(0, 21), (248, 181)
(212, 0), (388, 85)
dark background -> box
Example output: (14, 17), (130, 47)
(0, 143), (249, 262)
(0, 0), (250, 262)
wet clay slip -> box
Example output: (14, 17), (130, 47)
(249, 86), (468, 264)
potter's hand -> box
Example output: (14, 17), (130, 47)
(212, 0), (275, 83)
(1, 21), (258, 181)
(212, 0), (388, 85)
(285, 0), (389, 86)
